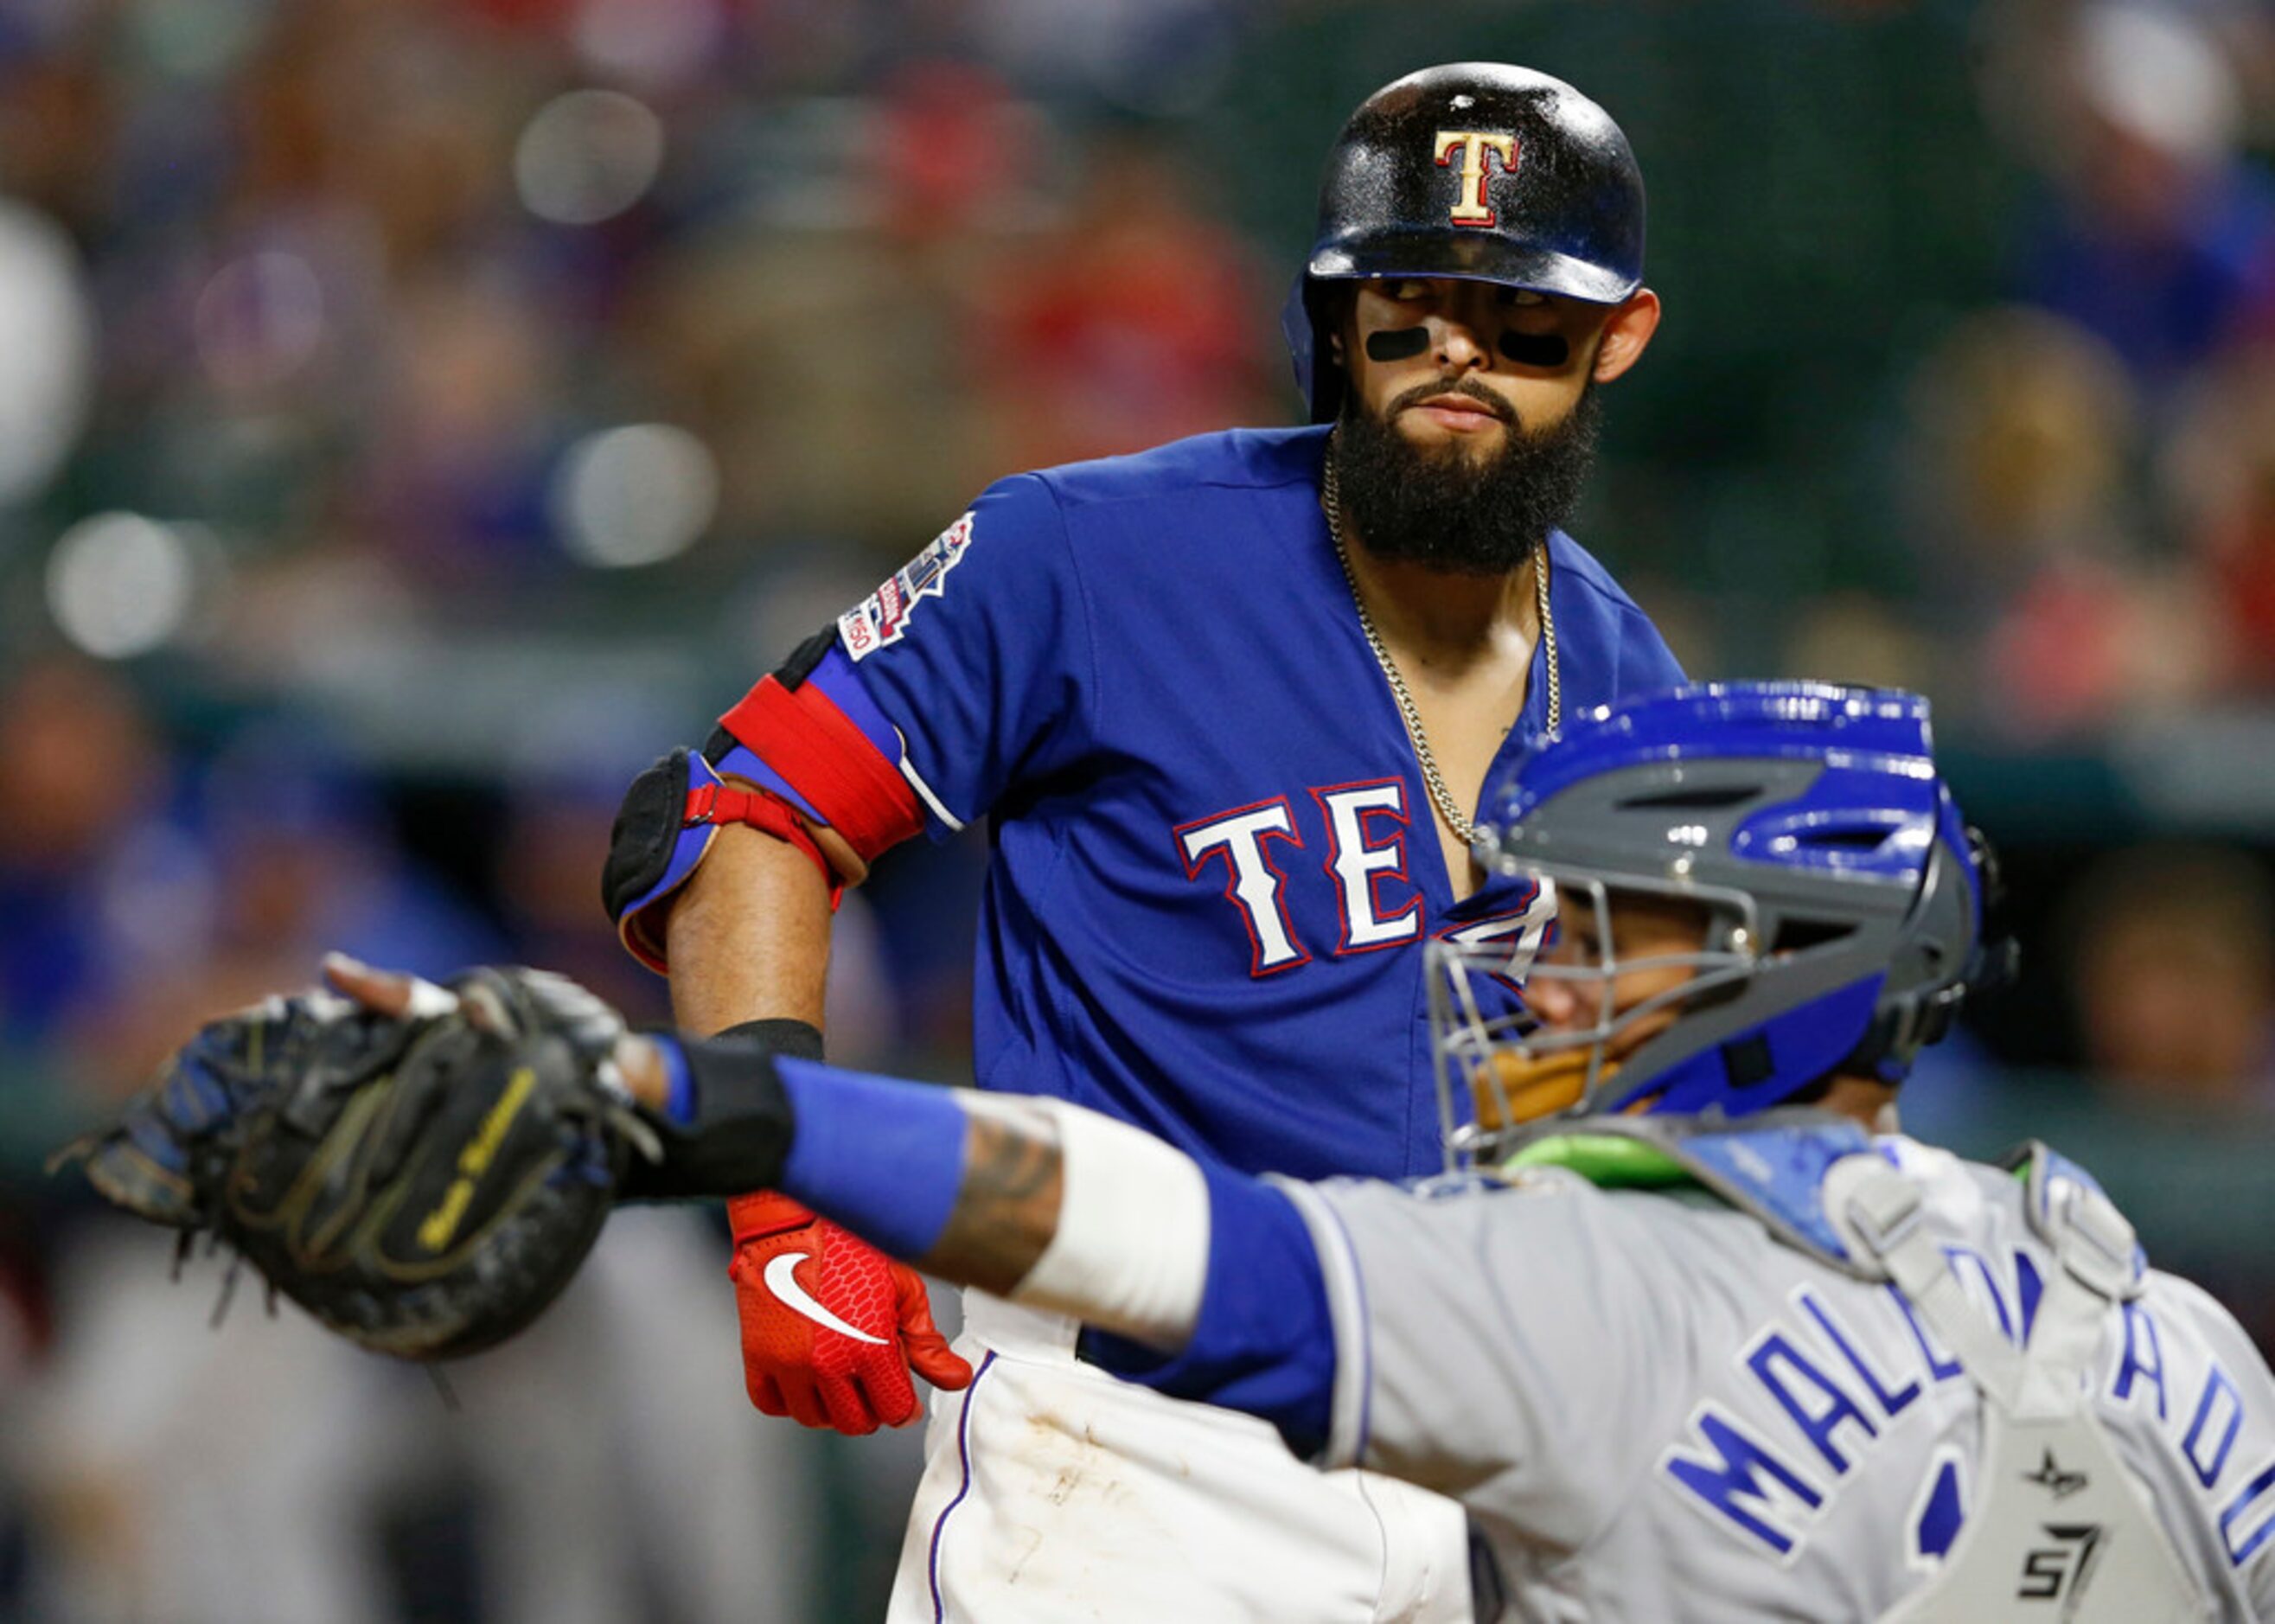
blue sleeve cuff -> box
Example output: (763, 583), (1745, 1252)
(774, 1058), (968, 1260)
(805, 643), (911, 764)
(653, 1036), (697, 1127)
(1084, 1160), (1337, 1460)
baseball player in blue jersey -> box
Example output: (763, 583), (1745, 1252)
(518, 681), (2269, 1618)
(601, 63), (1683, 1620)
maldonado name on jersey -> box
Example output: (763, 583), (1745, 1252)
(1665, 1246), (2274, 1572)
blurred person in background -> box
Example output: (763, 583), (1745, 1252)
(2162, 348), (2275, 696)
(1941, 0), (2275, 734)
(0, 686), (399, 1624)
(2063, 843), (2275, 1114)
(1994, 0), (2275, 398)
(10, 1222), (402, 1624)
(0, 661), (163, 1056)
(52, 721), (508, 1091)
(8, 696), (845, 1624)
(975, 132), (1276, 470)
(636, 58), (1046, 555)
(1900, 306), (2217, 735)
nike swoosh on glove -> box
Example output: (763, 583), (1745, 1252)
(726, 1189), (973, 1434)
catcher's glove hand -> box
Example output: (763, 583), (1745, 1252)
(57, 958), (656, 1360)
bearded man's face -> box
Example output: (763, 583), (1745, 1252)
(1334, 366), (1602, 574)
(1329, 278), (1657, 571)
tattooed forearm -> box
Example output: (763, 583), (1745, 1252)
(920, 1106), (1065, 1295)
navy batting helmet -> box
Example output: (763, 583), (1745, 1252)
(1285, 63), (1648, 421)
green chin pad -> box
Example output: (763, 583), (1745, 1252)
(1499, 1131), (1697, 1189)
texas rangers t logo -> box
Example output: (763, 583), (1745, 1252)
(1435, 130), (1519, 227)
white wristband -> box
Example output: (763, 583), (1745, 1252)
(979, 1097), (1211, 1350)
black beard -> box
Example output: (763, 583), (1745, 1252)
(1332, 380), (1603, 575)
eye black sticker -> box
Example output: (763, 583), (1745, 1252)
(1499, 332), (1569, 368)
(1364, 327), (1431, 361)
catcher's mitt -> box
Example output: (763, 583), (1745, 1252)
(58, 965), (656, 1360)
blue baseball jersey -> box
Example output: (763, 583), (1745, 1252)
(769, 425), (1682, 1180)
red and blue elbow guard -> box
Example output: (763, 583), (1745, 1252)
(713, 668), (924, 861)
(603, 746), (842, 975)
(603, 653), (926, 975)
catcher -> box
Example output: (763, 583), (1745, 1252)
(66, 683), (2275, 1620)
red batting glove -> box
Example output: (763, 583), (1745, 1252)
(726, 1190), (973, 1435)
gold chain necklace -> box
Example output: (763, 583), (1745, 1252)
(1323, 445), (1560, 849)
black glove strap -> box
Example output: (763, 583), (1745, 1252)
(714, 1017), (823, 1064)
(619, 1027), (812, 1200)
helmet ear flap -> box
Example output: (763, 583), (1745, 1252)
(1965, 822), (2006, 920)
(1846, 825), (2018, 1083)
(1291, 278), (1359, 423)
(1282, 273), (1337, 422)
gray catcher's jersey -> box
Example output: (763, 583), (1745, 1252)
(1281, 1136), (2275, 1621)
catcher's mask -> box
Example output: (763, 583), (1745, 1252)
(1429, 682), (2006, 1171)
(1285, 62), (1647, 422)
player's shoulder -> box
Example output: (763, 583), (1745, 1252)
(1325, 1161), (1759, 1255)
(1545, 527), (1655, 622)
(2141, 1262), (2275, 1378)
(1017, 425), (1330, 513)
(1539, 527), (1682, 694)
(1940, 1140), (2270, 1365)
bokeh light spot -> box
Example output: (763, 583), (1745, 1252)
(514, 90), (666, 226)
(193, 250), (327, 392)
(550, 425), (719, 568)
(571, 0), (722, 89)
(0, 201), (95, 508)
(46, 513), (201, 659)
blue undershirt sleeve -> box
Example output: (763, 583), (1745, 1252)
(752, 1059), (1339, 1457)
(1083, 1158), (1338, 1461)
(773, 1058), (968, 1259)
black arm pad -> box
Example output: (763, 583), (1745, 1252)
(714, 1017), (823, 1064)
(618, 1034), (799, 1200)
(602, 748), (694, 926)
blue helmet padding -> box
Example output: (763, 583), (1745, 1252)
(1601, 974), (1888, 1119)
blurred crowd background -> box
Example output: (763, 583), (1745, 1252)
(0, 0), (2271, 1618)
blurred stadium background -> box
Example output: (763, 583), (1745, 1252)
(0, 0), (2270, 1618)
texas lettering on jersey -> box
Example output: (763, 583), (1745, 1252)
(1178, 782), (1555, 980)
